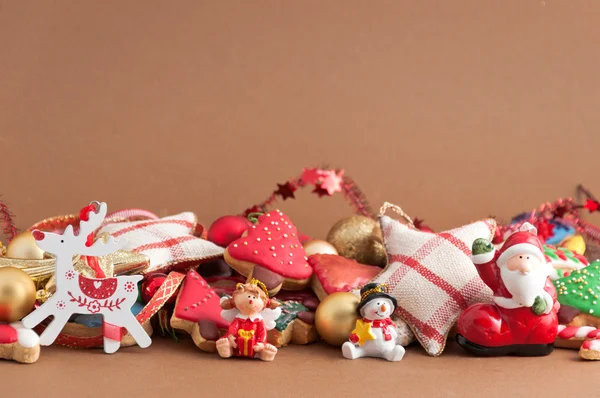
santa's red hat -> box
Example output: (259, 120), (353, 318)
(496, 222), (546, 266)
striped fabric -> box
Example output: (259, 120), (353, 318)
(98, 212), (224, 274)
(372, 215), (496, 356)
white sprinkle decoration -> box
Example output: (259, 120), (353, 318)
(289, 261), (293, 265)
(267, 213), (271, 217)
(264, 227), (268, 231)
(591, 309), (595, 314)
(243, 242), (248, 246)
(281, 245), (285, 248)
(283, 234), (288, 238)
(289, 253), (293, 257)
(288, 225), (292, 229)
(267, 237), (272, 241)
(585, 296), (589, 299)
(252, 226), (256, 229)
(594, 301), (597, 305)
(256, 238), (261, 242)
(272, 253), (277, 257)
(270, 246), (275, 250)
(233, 244), (238, 247)
(304, 256), (308, 260)
(271, 221), (275, 225)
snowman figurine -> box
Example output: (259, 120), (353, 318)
(342, 283), (405, 362)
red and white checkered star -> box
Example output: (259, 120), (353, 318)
(98, 212), (223, 274)
(372, 215), (496, 356)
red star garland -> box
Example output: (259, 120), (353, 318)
(584, 198), (600, 213)
(312, 185), (329, 198)
(0, 197), (17, 242)
(275, 182), (296, 200)
(243, 167), (374, 218)
(498, 184), (600, 244)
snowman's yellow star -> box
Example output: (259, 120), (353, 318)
(352, 319), (376, 346)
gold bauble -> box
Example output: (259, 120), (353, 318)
(303, 239), (338, 257)
(315, 292), (360, 346)
(326, 216), (387, 267)
(0, 267), (37, 322)
(6, 231), (45, 260)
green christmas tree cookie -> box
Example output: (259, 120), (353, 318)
(554, 260), (600, 315)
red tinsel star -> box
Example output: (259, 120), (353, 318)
(535, 219), (555, 243)
(584, 199), (600, 213)
(320, 170), (344, 195)
(312, 184), (329, 198)
(275, 182), (296, 200)
(301, 168), (323, 185)
(243, 205), (263, 217)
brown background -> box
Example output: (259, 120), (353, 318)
(1, 1), (599, 397)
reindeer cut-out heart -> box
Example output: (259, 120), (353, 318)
(93, 281), (102, 289)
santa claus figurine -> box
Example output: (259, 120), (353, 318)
(456, 222), (559, 356)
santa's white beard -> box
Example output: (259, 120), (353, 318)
(500, 265), (548, 307)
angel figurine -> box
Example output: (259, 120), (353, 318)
(216, 279), (281, 361)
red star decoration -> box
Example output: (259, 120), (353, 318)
(319, 170), (344, 195)
(312, 184), (329, 198)
(301, 168), (323, 185)
(584, 199), (600, 213)
(535, 219), (555, 243)
(275, 182), (296, 200)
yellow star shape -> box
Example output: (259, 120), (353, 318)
(351, 319), (376, 346)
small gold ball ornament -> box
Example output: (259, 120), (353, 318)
(6, 231), (45, 260)
(326, 216), (387, 267)
(0, 266), (37, 322)
(315, 292), (360, 346)
(303, 240), (338, 257)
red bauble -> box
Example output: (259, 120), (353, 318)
(141, 274), (176, 304)
(207, 215), (252, 247)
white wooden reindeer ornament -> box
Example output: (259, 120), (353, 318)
(21, 201), (151, 354)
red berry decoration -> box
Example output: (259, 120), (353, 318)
(224, 210), (312, 295)
(141, 273), (176, 304)
(207, 215), (253, 248)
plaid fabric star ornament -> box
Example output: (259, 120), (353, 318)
(373, 210), (496, 356)
(98, 213), (223, 274)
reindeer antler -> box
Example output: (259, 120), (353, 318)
(78, 202), (107, 239)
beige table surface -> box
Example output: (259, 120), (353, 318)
(4, 335), (592, 398)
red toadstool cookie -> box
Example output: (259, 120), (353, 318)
(224, 210), (312, 295)
(307, 254), (382, 301)
(170, 269), (230, 352)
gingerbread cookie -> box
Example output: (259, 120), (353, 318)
(224, 210), (312, 295)
(267, 300), (317, 347)
(545, 245), (589, 280)
(170, 269), (229, 352)
(0, 322), (40, 364)
(307, 254), (381, 301)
